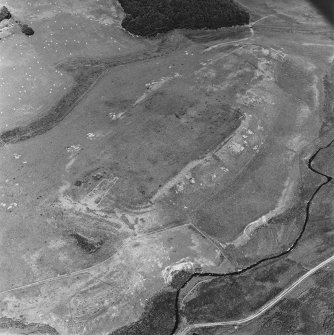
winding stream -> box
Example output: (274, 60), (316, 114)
(171, 137), (334, 334)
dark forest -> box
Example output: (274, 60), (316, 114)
(118, 0), (250, 37)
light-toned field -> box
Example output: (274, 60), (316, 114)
(0, 0), (145, 130)
(0, 0), (333, 334)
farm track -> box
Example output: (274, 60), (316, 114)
(171, 136), (334, 335)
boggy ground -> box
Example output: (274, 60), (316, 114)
(0, 0), (333, 334)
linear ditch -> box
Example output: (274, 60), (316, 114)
(171, 137), (334, 335)
(0, 50), (166, 147)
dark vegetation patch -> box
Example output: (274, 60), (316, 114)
(256, 288), (333, 335)
(20, 23), (34, 36)
(323, 314), (334, 335)
(182, 276), (264, 322)
(110, 290), (176, 335)
(181, 258), (305, 324)
(236, 264), (334, 334)
(0, 6), (11, 21)
(314, 268), (334, 288)
(74, 180), (82, 186)
(0, 6), (34, 36)
(0, 317), (59, 334)
(118, 0), (250, 37)
(70, 233), (103, 253)
(253, 260), (291, 284)
(170, 270), (193, 290)
(268, 203), (304, 226)
(256, 301), (301, 335)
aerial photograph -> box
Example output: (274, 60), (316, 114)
(0, 0), (333, 334)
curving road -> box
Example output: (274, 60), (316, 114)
(178, 254), (334, 335)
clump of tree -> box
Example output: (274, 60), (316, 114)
(0, 6), (11, 22)
(118, 0), (250, 37)
(20, 24), (34, 36)
(0, 6), (34, 36)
